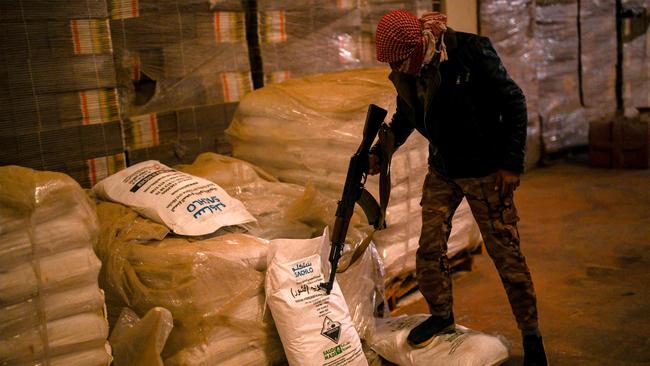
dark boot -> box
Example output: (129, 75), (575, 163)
(406, 313), (455, 348)
(523, 335), (548, 366)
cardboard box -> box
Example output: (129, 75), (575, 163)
(589, 117), (650, 169)
(0, 0), (109, 21)
(0, 19), (113, 59)
(126, 137), (219, 166)
(0, 122), (125, 172)
(0, 88), (121, 135)
(122, 102), (236, 150)
(2, 55), (116, 96)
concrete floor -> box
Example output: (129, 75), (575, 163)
(395, 154), (650, 365)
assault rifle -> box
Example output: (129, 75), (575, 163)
(320, 104), (389, 294)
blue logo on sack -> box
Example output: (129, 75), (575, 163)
(291, 261), (314, 278)
(186, 196), (227, 219)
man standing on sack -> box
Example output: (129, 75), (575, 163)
(367, 9), (548, 366)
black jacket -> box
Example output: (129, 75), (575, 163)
(385, 29), (528, 178)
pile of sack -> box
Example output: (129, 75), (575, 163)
(226, 67), (483, 282)
(91, 155), (384, 365)
(1, 149), (506, 365)
(0, 166), (111, 365)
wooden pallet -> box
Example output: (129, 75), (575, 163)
(382, 245), (483, 314)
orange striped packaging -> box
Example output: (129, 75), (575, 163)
(125, 113), (160, 149)
(219, 72), (253, 102)
(110, 0), (140, 20)
(87, 153), (127, 186)
(213, 12), (246, 43)
(78, 89), (121, 125)
(70, 19), (113, 55)
(266, 70), (292, 85)
(259, 10), (287, 44)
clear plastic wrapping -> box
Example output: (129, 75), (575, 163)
(622, 0), (650, 112)
(107, 1), (253, 164)
(177, 152), (367, 241)
(0, 1), (109, 21)
(480, 0), (539, 123)
(112, 0), (430, 117)
(534, 0), (588, 152)
(226, 67), (483, 283)
(259, 7), (367, 79)
(179, 152), (386, 339)
(0, 166), (110, 365)
(0, 2), (125, 188)
(337, 242), (386, 340)
(480, 0), (542, 167)
(93, 151), (386, 362)
(109, 5), (251, 116)
(209, 0), (429, 82)
(580, 0), (617, 121)
(109, 307), (174, 366)
(94, 200), (285, 365)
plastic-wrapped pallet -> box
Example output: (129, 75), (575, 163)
(373, 195), (482, 282)
(622, 0), (650, 113)
(0, 166), (111, 365)
(226, 67), (483, 283)
(109, 1), (251, 116)
(534, 0), (588, 152)
(107, 0), (252, 166)
(580, 0), (617, 122)
(244, 0), (430, 84)
(0, 2), (126, 188)
(480, 0), (542, 168)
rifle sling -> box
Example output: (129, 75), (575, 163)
(338, 124), (395, 272)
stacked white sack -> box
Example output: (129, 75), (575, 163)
(0, 166), (111, 366)
(95, 199), (284, 366)
(179, 152), (385, 339)
(226, 67), (482, 281)
(93, 153), (385, 364)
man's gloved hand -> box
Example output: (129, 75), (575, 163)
(495, 169), (520, 197)
(368, 153), (380, 176)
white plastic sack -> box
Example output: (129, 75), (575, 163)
(93, 160), (255, 236)
(0, 284), (105, 336)
(0, 247), (102, 303)
(369, 315), (509, 366)
(47, 346), (113, 366)
(265, 231), (368, 366)
(0, 311), (109, 364)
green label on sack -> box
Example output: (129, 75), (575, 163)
(323, 345), (342, 360)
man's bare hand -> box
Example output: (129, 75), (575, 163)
(494, 169), (520, 197)
(368, 153), (380, 175)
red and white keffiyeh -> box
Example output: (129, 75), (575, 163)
(376, 10), (448, 74)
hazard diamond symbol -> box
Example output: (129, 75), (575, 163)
(321, 316), (342, 343)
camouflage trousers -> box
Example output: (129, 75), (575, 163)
(417, 168), (539, 331)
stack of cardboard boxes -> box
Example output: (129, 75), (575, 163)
(0, 0), (126, 187)
(110, 0), (247, 165)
